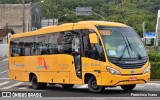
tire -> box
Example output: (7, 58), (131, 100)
(31, 75), (47, 89)
(121, 84), (136, 91)
(62, 84), (74, 89)
(88, 76), (105, 93)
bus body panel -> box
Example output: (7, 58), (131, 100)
(101, 71), (150, 86)
(46, 71), (70, 83)
(9, 54), (83, 84)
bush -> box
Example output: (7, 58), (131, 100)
(148, 49), (160, 79)
(150, 62), (160, 79)
(148, 50), (160, 62)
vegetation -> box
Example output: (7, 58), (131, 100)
(0, 0), (159, 36)
(1, 0), (160, 79)
(148, 49), (160, 79)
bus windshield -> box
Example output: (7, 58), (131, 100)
(97, 26), (147, 59)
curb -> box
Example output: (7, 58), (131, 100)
(150, 79), (160, 81)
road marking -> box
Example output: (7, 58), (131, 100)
(136, 86), (144, 88)
(145, 83), (160, 86)
(0, 81), (9, 87)
(2, 58), (8, 62)
(19, 87), (28, 89)
(1, 82), (24, 89)
(0, 78), (9, 80)
(0, 70), (8, 75)
(78, 84), (88, 88)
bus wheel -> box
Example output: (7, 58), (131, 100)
(121, 84), (136, 91)
(31, 75), (47, 89)
(62, 84), (74, 89)
(88, 76), (105, 93)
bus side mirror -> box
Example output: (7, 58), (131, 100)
(89, 33), (98, 44)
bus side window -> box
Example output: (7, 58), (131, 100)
(11, 47), (20, 57)
(33, 35), (48, 55)
(23, 36), (34, 56)
(57, 31), (74, 54)
(48, 32), (62, 54)
(82, 31), (105, 61)
(10, 39), (20, 57)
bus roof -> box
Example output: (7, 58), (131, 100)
(10, 21), (128, 39)
(78, 21), (127, 27)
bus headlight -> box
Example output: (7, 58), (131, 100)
(143, 64), (150, 74)
(106, 67), (121, 75)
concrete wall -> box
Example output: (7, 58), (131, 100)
(0, 44), (8, 57)
(0, 4), (31, 33)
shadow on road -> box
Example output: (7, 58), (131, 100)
(18, 85), (149, 97)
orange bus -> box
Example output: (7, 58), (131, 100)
(9, 21), (150, 92)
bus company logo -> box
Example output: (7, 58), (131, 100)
(13, 61), (25, 67)
(125, 61), (138, 64)
(36, 57), (48, 70)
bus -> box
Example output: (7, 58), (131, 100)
(9, 21), (150, 92)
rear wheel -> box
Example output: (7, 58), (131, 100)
(62, 84), (74, 89)
(121, 84), (136, 91)
(88, 76), (105, 93)
(31, 75), (47, 89)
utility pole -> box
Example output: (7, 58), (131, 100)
(142, 22), (146, 44)
(22, 0), (25, 32)
(5, 23), (8, 43)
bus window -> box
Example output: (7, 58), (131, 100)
(58, 31), (74, 54)
(32, 35), (48, 55)
(23, 36), (34, 56)
(48, 33), (60, 54)
(10, 39), (20, 57)
(71, 32), (81, 72)
(82, 31), (105, 61)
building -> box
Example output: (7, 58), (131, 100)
(0, 28), (15, 44)
(0, 28), (15, 57)
(0, 3), (42, 33)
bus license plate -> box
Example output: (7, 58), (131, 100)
(129, 77), (137, 81)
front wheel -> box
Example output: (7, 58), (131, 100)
(121, 84), (136, 91)
(88, 76), (105, 93)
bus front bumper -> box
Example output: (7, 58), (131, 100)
(101, 71), (150, 86)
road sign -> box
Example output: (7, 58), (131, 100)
(76, 7), (92, 16)
(144, 32), (156, 38)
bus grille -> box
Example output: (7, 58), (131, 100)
(108, 57), (148, 69)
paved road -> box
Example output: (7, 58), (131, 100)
(0, 59), (160, 99)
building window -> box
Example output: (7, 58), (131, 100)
(32, 15), (36, 22)
(0, 40), (3, 44)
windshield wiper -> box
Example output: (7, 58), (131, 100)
(125, 38), (142, 59)
(119, 45), (127, 60)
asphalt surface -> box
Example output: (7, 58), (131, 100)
(0, 59), (160, 100)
